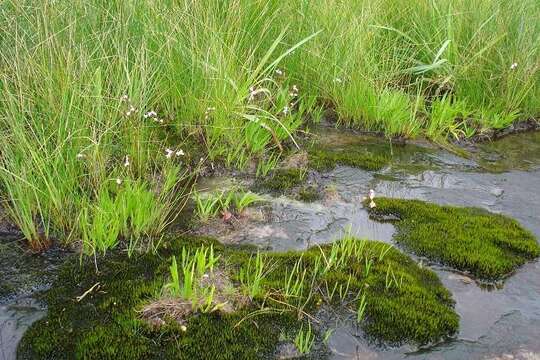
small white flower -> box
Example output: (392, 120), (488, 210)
(120, 94), (129, 102)
(510, 62), (518, 70)
(282, 106), (289, 115)
(369, 200), (376, 208)
(124, 155), (130, 167)
(333, 78), (342, 83)
(180, 325), (187, 332)
(144, 111), (157, 119)
(165, 148), (174, 158)
(116, 178), (122, 185)
(248, 86), (257, 101)
(290, 85), (299, 97)
(275, 68), (283, 76)
(125, 105), (136, 117)
(369, 189), (375, 200)
(176, 149), (185, 156)
(76, 153), (85, 159)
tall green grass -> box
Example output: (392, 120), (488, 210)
(0, 0), (538, 252)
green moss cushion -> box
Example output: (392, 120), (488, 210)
(308, 147), (389, 171)
(18, 236), (458, 359)
(368, 198), (540, 281)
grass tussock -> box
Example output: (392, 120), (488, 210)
(368, 198), (540, 281)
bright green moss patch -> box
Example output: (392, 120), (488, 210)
(368, 198), (540, 281)
(17, 237), (294, 360)
(256, 168), (306, 191)
(19, 236), (458, 359)
(308, 147), (389, 171)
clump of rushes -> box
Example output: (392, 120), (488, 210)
(256, 168), (307, 192)
(294, 323), (315, 355)
(308, 146), (390, 172)
(164, 245), (224, 313)
(19, 235), (459, 359)
(367, 198), (540, 281)
(193, 188), (265, 222)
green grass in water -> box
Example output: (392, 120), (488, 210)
(18, 236), (458, 359)
(368, 198), (540, 281)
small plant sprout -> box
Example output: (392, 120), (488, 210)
(338, 274), (353, 301)
(256, 154), (280, 177)
(378, 244), (393, 261)
(283, 257), (308, 304)
(165, 255), (181, 296)
(234, 191), (264, 213)
(357, 292), (368, 322)
(239, 251), (266, 299)
(165, 245), (222, 312)
(384, 264), (402, 291)
(364, 257), (373, 277)
(193, 191), (223, 221)
(323, 328), (334, 345)
(294, 323), (315, 355)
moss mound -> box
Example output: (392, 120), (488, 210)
(256, 168), (306, 191)
(308, 147), (389, 171)
(368, 198), (540, 281)
(18, 236), (458, 359)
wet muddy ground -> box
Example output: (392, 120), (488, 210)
(2, 130), (540, 359)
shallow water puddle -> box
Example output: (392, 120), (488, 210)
(0, 300), (45, 360)
(0, 241), (65, 360)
